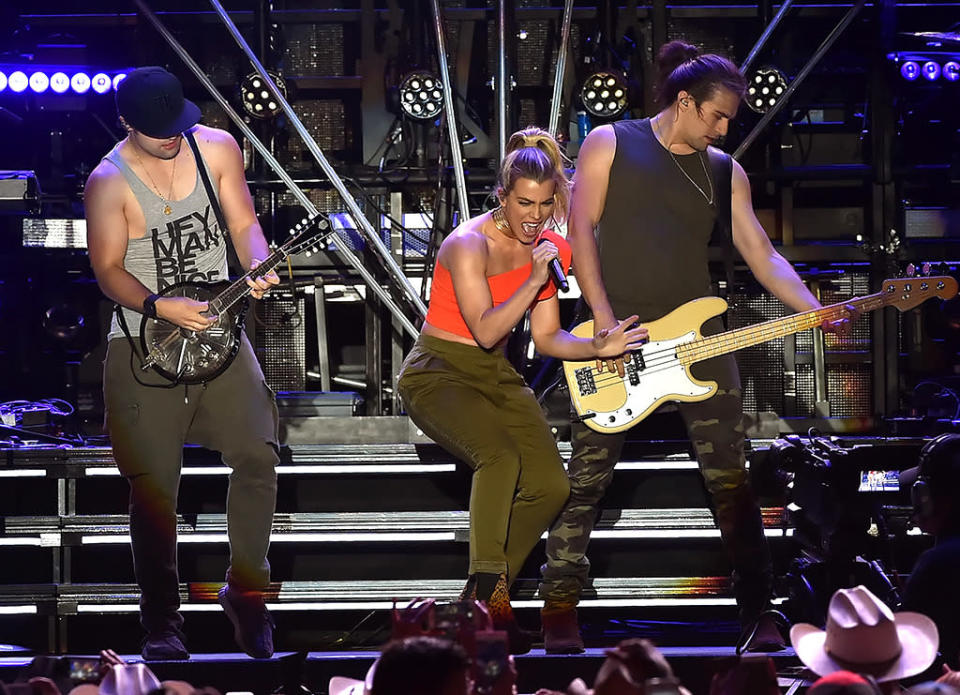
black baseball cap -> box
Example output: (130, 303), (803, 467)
(116, 66), (201, 139)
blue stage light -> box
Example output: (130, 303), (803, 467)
(29, 71), (49, 93)
(70, 72), (90, 94)
(945, 61), (960, 82)
(9, 71), (28, 93)
(91, 73), (111, 94)
(900, 61), (921, 81)
(0, 72), (7, 92)
(50, 72), (69, 93)
(112, 73), (127, 90)
(922, 61), (941, 81)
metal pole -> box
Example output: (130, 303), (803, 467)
(428, 0), (470, 224)
(733, 0), (866, 160)
(131, 0), (420, 338)
(496, 0), (510, 160)
(548, 0), (576, 139)
(206, 0), (427, 321)
(740, 0), (796, 76)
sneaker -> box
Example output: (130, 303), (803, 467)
(541, 605), (585, 654)
(218, 585), (275, 658)
(141, 631), (189, 660)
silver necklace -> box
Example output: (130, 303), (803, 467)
(653, 116), (714, 207)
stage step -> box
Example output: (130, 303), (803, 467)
(1, 507), (789, 544)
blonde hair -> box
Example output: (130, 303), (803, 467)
(496, 126), (571, 223)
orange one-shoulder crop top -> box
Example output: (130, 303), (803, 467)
(424, 229), (572, 340)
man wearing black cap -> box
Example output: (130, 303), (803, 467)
(900, 434), (960, 670)
(84, 66), (280, 660)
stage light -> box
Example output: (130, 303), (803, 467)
(922, 61), (941, 81)
(50, 72), (69, 93)
(0, 72), (8, 92)
(29, 71), (49, 93)
(112, 73), (127, 90)
(900, 61), (921, 81)
(945, 62), (960, 82)
(580, 71), (628, 119)
(240, 71), (286, 119)
(70, 72), (90, 94)
(746, 66), (788, 114)
(8, 71), (28, 93)
(91, 72), (111, 94)
(398, 70), (444, 121)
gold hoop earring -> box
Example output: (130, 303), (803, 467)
(492, 206), (510, 234)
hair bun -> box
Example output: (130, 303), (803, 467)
(657, 40), (701, 73)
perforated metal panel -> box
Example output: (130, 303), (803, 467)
(728, 292), (788, 413)
(253, 293), (306, 392)
(283, 23), (345, 76)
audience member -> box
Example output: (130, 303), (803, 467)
(807, 671), (883, 694)
(907, 682), (960, 695)
(790, 585), (938, 693)
(709, 653), (780, 695)
(900, 434), (960, 669)
(537, 639), (690, 695)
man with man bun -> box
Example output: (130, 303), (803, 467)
(539, 41), (850, 653)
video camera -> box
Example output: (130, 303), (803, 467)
(750, 432), (923, 622)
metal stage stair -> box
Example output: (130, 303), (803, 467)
(0, 432), (805, 659)
(0, 427), (925, 670)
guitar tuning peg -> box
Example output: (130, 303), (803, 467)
(922, 262), (932, 276)
(905, 263), (916, 277)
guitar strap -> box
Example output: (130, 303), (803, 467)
(707, 148), (735, 325)
(184, 129), (242, 274)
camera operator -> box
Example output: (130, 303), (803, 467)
(900, 434), (960, 670)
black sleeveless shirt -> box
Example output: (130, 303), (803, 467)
(596, 118), (718, 322)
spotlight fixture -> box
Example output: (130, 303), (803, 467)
(945, 61), (960, 82)
(0, 72), (6, 92)
(922, 61), (942, 81)
(28, 72), (49, 93)
(580, 71), (628, 119)
(8, 71), (28, 93)
(240, 71), (287, 120)
(50, 72), (70, 93)
(398, 71), (444, 121)
(746, 66), (788, 114)
(900, 61), (921, 81)
(91, 72), (112, 94)
(70, 72), (90, 94)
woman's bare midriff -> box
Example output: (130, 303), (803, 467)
(420, 321), (509, 352)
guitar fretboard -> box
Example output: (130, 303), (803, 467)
(675, 292), (889, 366)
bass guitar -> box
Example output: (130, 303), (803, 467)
(139, 214), (329, 384)
(564, 275), (958, 434)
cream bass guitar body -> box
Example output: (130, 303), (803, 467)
(563, 275), (958, 434)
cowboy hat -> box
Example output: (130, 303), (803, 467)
(97, 664), (162, 695)
(790, 585), (938, 683)
(328, 659), (377, 695)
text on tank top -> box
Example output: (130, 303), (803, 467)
(597, 118), (718, 322)
(103, 140), (229, 340)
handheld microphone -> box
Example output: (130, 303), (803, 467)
(536, 237), (569, 292)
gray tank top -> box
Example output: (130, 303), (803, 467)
(103, 140), (229, 340)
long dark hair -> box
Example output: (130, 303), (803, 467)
(655, 40), (746, 109)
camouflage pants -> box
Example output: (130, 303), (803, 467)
(539, 346), (773, 621)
